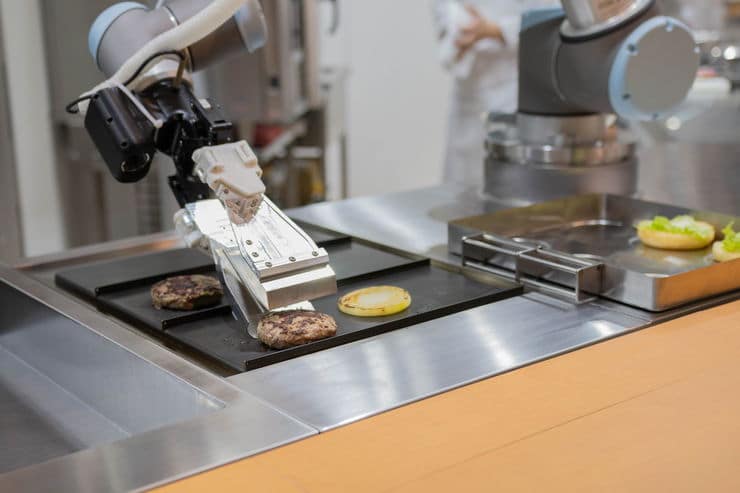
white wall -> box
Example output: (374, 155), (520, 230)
(0, 0), (65, 256)
(328, 1), (451, 197)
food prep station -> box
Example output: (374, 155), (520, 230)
(2, 0), (740, 490)
(1, 151), (737, 490)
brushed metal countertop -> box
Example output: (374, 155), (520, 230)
(9, 146), (738, 489)
(0, 265), (316, 493)
(231, 155), (739, 429)
(229, 293), (647, 431)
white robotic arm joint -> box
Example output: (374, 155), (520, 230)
(80, 0), (337, 330)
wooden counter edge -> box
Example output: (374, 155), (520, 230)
(153, 300), (740, 493)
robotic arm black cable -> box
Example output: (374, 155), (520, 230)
(76, 0), (268, 221)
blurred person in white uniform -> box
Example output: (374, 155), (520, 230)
(434, 0), (557, 188)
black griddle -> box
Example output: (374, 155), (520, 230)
(55, 248), (215, 300)
(166, 263), (519, 371)
(56, 231), (522, 372)
(55, 225), (350, 306)
(89, 241), (425, 333)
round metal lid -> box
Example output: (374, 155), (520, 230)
(486, 133), (637, 167)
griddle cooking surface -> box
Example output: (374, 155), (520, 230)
(167, 263), (518, 371)
(56, 233), (521, 372)
(321, 241), (426, 281)
(92, 241), (425, 333)
(56, 249), (214, 300)
(101, 286), (232, 330)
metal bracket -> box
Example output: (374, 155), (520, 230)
(214, 247), (316, 338)
(175, 198), (337, 338)
(462, 233), (603, 304)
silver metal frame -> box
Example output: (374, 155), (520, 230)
(514, 113), (613, 144)
(485, 113), (637, 167)
(487, 138), (636, 167)
(462, 233), (602, 304)
(177, 197), (337, 336)
(450, 194), (740, 312)
(482, 113), (639, 204)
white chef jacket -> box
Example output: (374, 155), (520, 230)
(434, 0), (558, 188)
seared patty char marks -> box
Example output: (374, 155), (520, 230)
(257, 310), (338, 349)
(151, 274), (223, 311)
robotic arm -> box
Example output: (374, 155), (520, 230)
(483, 0), (700, 204)
(79, 0), (268, 222)
(519, 0), (699, 119)
(76, 0), (337, 335)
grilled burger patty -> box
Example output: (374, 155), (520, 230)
(151, 274), (223, 311)
(257, 310), (338, 349)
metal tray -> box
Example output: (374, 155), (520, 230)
(449, 194), (740, 311)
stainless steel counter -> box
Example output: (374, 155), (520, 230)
(7, 151), (738, 490)
(258, 169), (739, 430)
(230, 293), (646, 431)
(0, 265), (315, 492)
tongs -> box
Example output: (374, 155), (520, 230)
(175, 198), (337, 337)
